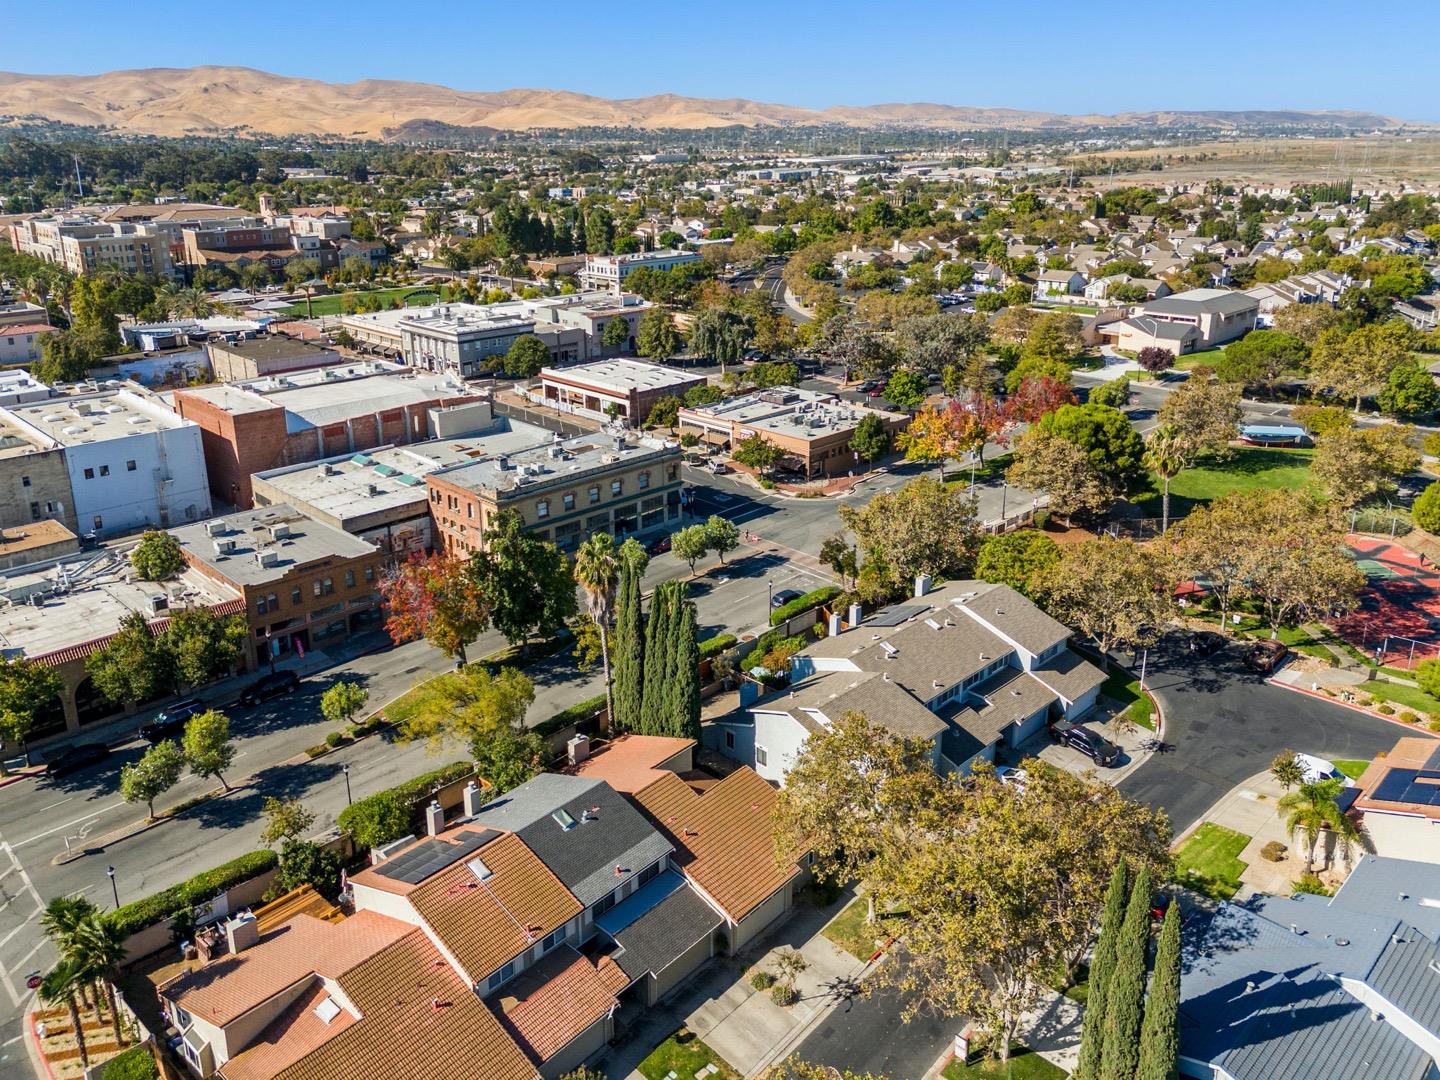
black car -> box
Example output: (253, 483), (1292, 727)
(770, 588), (804, 610)
(238, 670), (300, 707)
(138, 698), (205, 744)
(1187, 631), (1226, 657)
(45, 743), (110, 777)
(1050, 719), (1121, 767)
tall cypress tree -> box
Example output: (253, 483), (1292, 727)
(1074, 863), (1129, 1080)
(1136, 901), (1181, 1080)
(674, 594), (701, 741)
(1100, 866), (1153, 1080)
(639, 583), (674, 734)
(610, 562), (642, 731)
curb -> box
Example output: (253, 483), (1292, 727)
(52, 779), (256, 866)
(1266, 677), (1440, 736)
(0, 767), (46, 790)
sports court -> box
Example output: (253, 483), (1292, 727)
(1330, 535), (1440, 669)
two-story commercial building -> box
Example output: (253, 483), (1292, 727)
(579, 249), (701, 293)
(707, 577), (1106, 783)
(427, 433), (683, 555)
(538, 360), (705, 427)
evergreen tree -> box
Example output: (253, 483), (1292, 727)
(1136, 901), (1181, 1080)
(1074, 863), (1129, 1080)
(638, 582), (675, 733)
(610, 544), (647, 732)
(1100, 867), (1153, 1080)
(673, 593), (701, 740)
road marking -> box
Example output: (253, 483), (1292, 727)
(1, 1034), (21, 1046)
(11, 802), (121, 850)
(31, 798), (73, 815)
(0, 909), (41, 951)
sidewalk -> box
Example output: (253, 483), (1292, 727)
(598, 890), (863, 1079)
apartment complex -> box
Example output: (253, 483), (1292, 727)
(7, 203), (245, 280)
(172, 504), (384, 662)
(158, 745), (805, 1079)
(427, 432), (682, 555)
(678, 386), (910, 478)
(0, 386), (211, 538)
(339, 292), (651, 375)
(579, 248), (701, 293)
(0, 410), (77, 532)
(251, 418), (554, 561)
(172, 362), (488, 508)
(538, 359), (705, 426)
(0, 301), (49, 330)
(709, 578), (1105, 783)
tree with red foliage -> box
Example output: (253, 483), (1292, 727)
(900, 401), (983, 481)
(1006, 375), (1077, 425)
(1137, 347), (1175, 374)
(966, 392), (1014, 463)
(379, 553), (491, 664)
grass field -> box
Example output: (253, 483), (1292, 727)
(1133, 447), (1315, 522)
(1174, 823), (1252, 901)
(1101, 669), (1156, 731)
(1332, 759), (1372, 781)
(1360, 679), (1440, 716)
(637, 1029), (738, 1080)
(943, 1046), (1066, 1080)
(821, 897), (902, 961)
(283, 285), (443, 317)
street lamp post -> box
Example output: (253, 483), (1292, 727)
(342, 763), (353, 807)
(106, 865), (118, 910)
(768, 580), (774, 613)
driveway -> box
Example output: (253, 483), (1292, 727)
(1118, 634), (1414, 833)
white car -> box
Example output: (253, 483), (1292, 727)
(995, 766), (1028, 792)
(1294, 753), (1355, 788)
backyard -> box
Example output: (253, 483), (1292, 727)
(1173, 823), (1252, 901)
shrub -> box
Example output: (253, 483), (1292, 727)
(1260, 840), (1287, 862)
(1377, 703), (1395, 715)
(769, 585), (843, 626)
(274, 840), (344, 900)
(751, 971), (777, 990)
(1293, 873), (1331, 896)
(1413, 481), (1440, 534)
(101, 1045), (159, 1080)
(1401, 711), (1420, 724)
(325, 731), (345, 748)
(1430, 718), (1440, 733)
(1418, 659), (1440, 699)
(107, 850), (279, 938)
(770, 984), (798, 1006)
(535, 694), (606, 739)
(698, 633), (738, 661)
(337, 761), (472, 849)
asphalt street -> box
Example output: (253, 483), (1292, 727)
(792, 976), (958, 1078)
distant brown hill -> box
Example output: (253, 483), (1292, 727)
(0, 66), (1420, 139)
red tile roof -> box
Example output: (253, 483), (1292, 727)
(633, 768), (798, 922)
(218, 982), (357, 1080)
(493, 947), (619, 1064)
(569, 735), (695, 793)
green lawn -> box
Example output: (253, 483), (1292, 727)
(821, 896), (902, 961)
(1174, 823), (1251, 901)
(636, 1029), (738, 1080)
(282, 285), (444, 318)
(1132, 447), (1315, 522)
(1101, 669), (1156, 731)
(1172, 344), (1228, 371)
(943, 1046), (1067, 1079)
(1361, 679), (1440, 716)
(1331, 759), (1371, 781)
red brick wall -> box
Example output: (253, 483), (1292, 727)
(175, 391), (289, 509)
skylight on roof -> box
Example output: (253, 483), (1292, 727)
(552, 808), (577, 831)
(313, 996), (341, 1025)
(466, 856), (493, 881)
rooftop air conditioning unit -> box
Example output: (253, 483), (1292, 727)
(205, 520), (226, 537)
(256, 549), (280, 568)
(212, 538), (236, 557)
(148, 594), (168, 615)
(268, 523), (292, 540)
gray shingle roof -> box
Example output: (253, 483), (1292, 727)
(1142, 288), (1259, 317)
(1029, 651), (1107, 706)
(1330, 855), (1440, 942)
(611, 881), (722, 981)
(949, 581), (1072, 657)
(470, 774), (673, 907)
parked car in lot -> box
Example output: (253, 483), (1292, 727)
(1244, 639), (1289, 674)
(857, 379), (885, 394)
(1049, 718), (1121, 767)
(238, 670), (300, 707)
(1187, 631), (1226, 657)
(770, 588), (804, 610)
(138, 698), (205, 744)
(995, 765), (1028, 791)
(45, 743), (110, 777)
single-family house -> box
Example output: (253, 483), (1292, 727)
(1353, 738), (1440, 863)
(1033, 269), (1087, 302)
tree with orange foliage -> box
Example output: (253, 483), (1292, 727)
(1005, 375), (1076, 425)
(900, 401), (983, 481)
(378, 553), (491, 665)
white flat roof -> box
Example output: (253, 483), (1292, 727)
(541, 359), (699, 395)
(4, 389), (192, 446)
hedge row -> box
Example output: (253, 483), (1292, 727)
(769, 585), (842, 626)
(107, 849), (279, 939)
(698, 633), (738, 660)
(535, 694), (607, 738)
(336, 760), (474, 850)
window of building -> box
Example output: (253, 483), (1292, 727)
(756, 745), (769, 767)
(99, 465), (110, 477)
(487, 961), (517, 992)
(126, 460), (136, 471)
(20, 476), (29, 488)
(291, 586), (302, 606)
(323, 577), (334, 595)
(588, 485), (600, 504)
(364, 565), (375, 583)
(638, 471), (650, 490)
(466, 503), (473, 519)
(29, 502), (39, 520)
(562, 492), (575, 511)
(345, 570), (355, 588)
(92, 515), (102, 530)
(638, 862), (660, 887)
(83, 468), (94, 480)
(592, 891), (617, 919)
(257, 596), (269, 615)
(536, 499), (549, 519)
(611, 479), (623, 496)
(541, 927), (565, 953)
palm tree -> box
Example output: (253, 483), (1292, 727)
(1277, 778), (1366, 872)
(38, 959), (89, 1072)
(573, 534), (620, 727)
(40, 897), (100, 1012)
(1143, 423), (1189, 535)
(73, 915), (128, 1049)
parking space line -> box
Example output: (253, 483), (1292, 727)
(11, 801), (121, 850)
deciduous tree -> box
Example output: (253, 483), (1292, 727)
(0, 655), (61, 768)
(86, 611), (174, 707)
(1035, 403), (1146, 488)
(733, 433), (785, 476)
(1033, 538), (1173, 666)
(129, 531), (184, 581)
(165, 608), (247, 688)
(260, 796), (316, 847)
(380, 553), (490, 664)
(1005, 375), (1076, 424)
(975, 530), (1061, 597)
(471, 511), (577, 650)
(838, 477), (979, 599)
(1312, 425), (1419, 508)
(320, 680), (370, 728)
(118, 740), (184, 818)
(1215, 329), (1309, 392)
(899, 402), (981, 479)
(848, 413), (892, 466)
(400, 664), (535, 753)
(503, 333), (551, 377)
(181, 709), (236, 791)
(1155, 377), (1242, 461)
(635, 307), (681, 358)
(1005, 430), (1116, 526)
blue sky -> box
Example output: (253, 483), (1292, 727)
(14, 0), (1440, 121)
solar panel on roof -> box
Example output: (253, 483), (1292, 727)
(373, 828), (502, 884)
(1371, 769), (1440, 808)
(868, 604), (927, 627)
